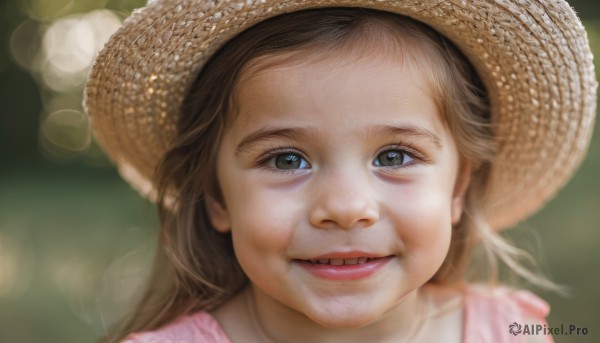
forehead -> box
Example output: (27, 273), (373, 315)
(229, 27), (448, 123)
(239, 53), (427, 113)
(229, 50), (449, 144)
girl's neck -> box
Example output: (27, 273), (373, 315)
(245, 284), (430, 343)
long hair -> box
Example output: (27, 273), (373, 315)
(102, 7), (555, 342)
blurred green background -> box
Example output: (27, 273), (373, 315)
(0, 0), (599, 342)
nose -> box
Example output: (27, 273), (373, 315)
(309, 169), (379, 230)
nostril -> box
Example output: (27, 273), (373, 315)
(310, 206), (379, 230)
(308, 179), (379, 229)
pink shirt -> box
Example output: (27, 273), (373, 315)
(124, 286), (552, 343)
(462, 286), (553, 343)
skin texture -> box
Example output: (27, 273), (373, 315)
(207, 52), (471, 342)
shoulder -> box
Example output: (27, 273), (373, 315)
(122, 311), (232, 343)
(463, 284), (553, 343)
(464, 284), (550, 318)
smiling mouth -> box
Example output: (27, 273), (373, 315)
(296, 255), (393, 280)
(305, 257), (378, 265)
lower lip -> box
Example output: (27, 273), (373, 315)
(296, 256), (393, 281)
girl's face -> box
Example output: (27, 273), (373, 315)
(207, 51), (470, 328)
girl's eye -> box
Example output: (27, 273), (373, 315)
(373, 149), (414, 167)
(271, 153), (310, 170)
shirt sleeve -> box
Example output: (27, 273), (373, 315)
(122, 311), (233, 343)
(463, 286), (553, 343)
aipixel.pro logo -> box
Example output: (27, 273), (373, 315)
(509, 322), (522, 335)
(508, 322), (588, 336)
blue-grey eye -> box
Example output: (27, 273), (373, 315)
(373, 150), (412, 167)
(274, 153), (309, 169)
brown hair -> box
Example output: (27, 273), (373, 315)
(103, 7), (553, 342)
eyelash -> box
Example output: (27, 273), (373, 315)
(255, 141), (428, 174)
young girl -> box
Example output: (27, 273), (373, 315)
(85, 1), (596, 342)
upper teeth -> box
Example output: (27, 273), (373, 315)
(309, 257), (371, 265)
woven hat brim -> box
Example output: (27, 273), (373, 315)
(85, 0), (597, 230)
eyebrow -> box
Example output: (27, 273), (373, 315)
(235, 127), (316, 155)
(235, 124), (442, 155)
(369, 124), (442, 149)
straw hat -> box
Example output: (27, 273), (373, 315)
(85, 0), (597, 230)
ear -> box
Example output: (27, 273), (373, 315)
(205, 193), (231, 233)
(451, 160), (472, 225)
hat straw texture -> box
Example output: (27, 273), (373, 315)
(85, 0), (597, 230)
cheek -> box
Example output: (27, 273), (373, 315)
(385, 181), (454, 259)
(227, 181), (306, 287)
(224, 171), (304, 258)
